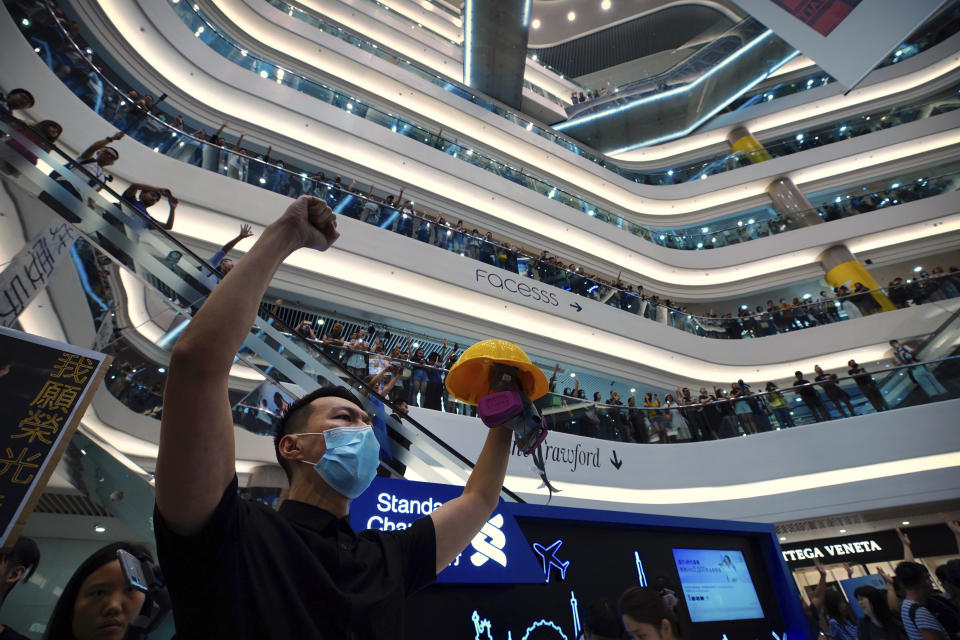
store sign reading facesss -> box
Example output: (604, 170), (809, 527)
(474, 268), (559, 307)
(352, 477), (543, 584)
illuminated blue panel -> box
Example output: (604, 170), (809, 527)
(351, 477), (542, 584)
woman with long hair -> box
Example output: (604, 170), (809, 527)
(44, 542), (153, 640)
(823, 589), (857, 640)
(854, 585), (906, 640)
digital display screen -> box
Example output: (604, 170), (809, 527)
(673, 549), (765, 622)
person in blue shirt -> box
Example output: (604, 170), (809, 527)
(824, 590), (858, 640)
(206, 224), (254, 276)
(121, 182), (177, 231)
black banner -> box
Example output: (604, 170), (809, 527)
(0, 327), (108, 548)
(780, 524), (958, 568)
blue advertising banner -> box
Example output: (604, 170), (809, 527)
(350, 476), (544, 584)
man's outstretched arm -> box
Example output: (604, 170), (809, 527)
(156, 197), (339, 535)
(430, 427), (512, 574)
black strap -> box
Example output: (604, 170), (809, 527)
(529, 442), (560, 503)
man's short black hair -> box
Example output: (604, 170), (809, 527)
(8, 88), (34, 107)
(273, 386), (364, 483)
(0, 535), (40, 593)
(895, 560), (929, 590)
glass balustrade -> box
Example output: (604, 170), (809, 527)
(0, 110), (498, 495)
(56, 223), (960, 452)
(262, 0), (566, 108)
(9, 2), (960, 340)
(182, 0), (960, 191)
(14, 0), (960, 252)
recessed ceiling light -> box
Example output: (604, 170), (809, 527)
(567, 11), (576, 21)
(94, 524), (107, 534)
(839, 529), (847, 533)
(601, 0), (612, 9)
(531, 18), (541, 29)
(902, 520), (910, 525)
(779, 536), (786, 541)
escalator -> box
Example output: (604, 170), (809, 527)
(0, 111), (521, 508)
(555, 18), (798, 153)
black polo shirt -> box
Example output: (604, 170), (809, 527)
(154, 476), (436, 639)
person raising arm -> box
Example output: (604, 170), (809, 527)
(155, 196), (515, 639)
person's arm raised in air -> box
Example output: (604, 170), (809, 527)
(897, 527), (914, 562)
(429, 425), (512, 574)
(79, 131), (124, 160)
(159, 189), (177, 230)
(941, 513), (960, 552)
(812, 558), (828, 610)
(156, 196), (339, 535)
(218, 224), (254, 254)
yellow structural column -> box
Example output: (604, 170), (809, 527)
(728, 126), (772, 164)
(820, 246), (897, 312)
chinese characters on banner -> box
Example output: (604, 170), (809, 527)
(0, 216), (79, 328)
(0, 326), (109, 548)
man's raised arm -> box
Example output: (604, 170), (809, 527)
(429, 427), (512, 574)
(156, 196), (339, 535)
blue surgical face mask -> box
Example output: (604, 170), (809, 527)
(298, 426), (380, 499)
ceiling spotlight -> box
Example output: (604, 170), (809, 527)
(94, 524), (107, 534)
(839, 529), (847, 534)
(567, 11), (576, 21)
(531, 18), (541, 29)
(779, 536), (786, 542)
(601, 0), (612, 8)
(901, 520), (910, 525)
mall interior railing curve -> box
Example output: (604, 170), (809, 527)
(8, 1), (960, 340)
(14, 0), (960, 256)
(18, 0), (956, 255)
(230, 0), (960, 187)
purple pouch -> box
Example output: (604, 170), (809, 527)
(477, 391), (524, 428)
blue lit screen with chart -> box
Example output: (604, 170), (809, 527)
(673, 548), (765, 622)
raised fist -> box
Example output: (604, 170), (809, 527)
(279, 196), (340, 251)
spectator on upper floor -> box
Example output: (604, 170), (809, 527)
(0, 87), (35, 117)
(794, 371), (830, 422)
(121, 182), (178, 231)
(69, 131), (124, 192)
(814, 364), (855, 418)
(848, 359), (888, 412)
(764, 382), (794, 428)
(205, 224), (254, 278)
(891, 339), (949, 398)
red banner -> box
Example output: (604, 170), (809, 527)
(771, 0), (862, 36)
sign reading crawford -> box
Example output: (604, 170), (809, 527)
(0, 327), (109, 550)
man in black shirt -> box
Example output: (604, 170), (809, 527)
(847, 359), (888, 412)
(155, 197), (513, 639)
(813, 364), (855, 417)
(793, 371), (830, 422)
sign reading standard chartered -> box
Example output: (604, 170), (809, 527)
(351, 477), (543, 584)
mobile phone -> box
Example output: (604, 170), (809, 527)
(117, 549), (149, 593)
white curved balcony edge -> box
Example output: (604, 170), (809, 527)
(87, 0), (960, 220)
(407, 402), (960, 523)
(17, 4), (960, 293)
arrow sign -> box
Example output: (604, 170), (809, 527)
(570, 302), (582, 312)
(610, 450), (623, 470)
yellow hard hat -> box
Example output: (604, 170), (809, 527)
(445, 339), (549, 405)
